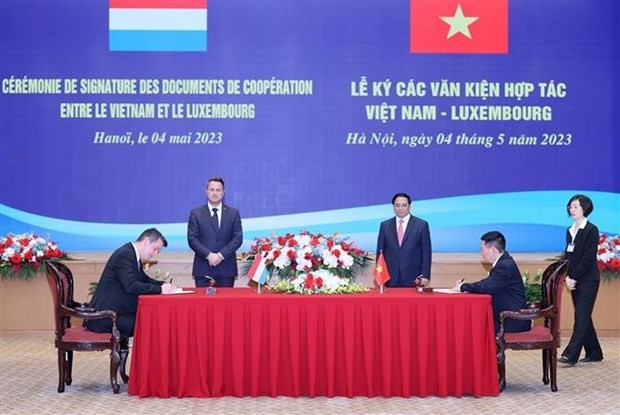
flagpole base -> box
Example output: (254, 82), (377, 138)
(379, 285), (385, 294)
(256, 284), (263, 294)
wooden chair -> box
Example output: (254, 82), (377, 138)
(45, 261), (125, 393)
(496, 259), (569, 392)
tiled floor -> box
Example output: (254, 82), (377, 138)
(0, 332), (618, 415)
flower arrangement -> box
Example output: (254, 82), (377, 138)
(243, 231), (371, 294)
(0, 232), (68, 281)
(597, 234), (620, 283)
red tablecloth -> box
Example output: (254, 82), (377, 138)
(128, 288), (499, 398)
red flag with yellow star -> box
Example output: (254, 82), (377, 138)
(373, 252), (391, 286)
(410, 0), (508, 54)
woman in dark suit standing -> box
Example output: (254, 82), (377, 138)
(559, 194), (604, 365)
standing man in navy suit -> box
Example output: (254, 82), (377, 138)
(458, 231), (530, 333)
(376, 192), (432, 287)
(188, 176), (243, 287)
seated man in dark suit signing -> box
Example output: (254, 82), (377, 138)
(86, 228), (176, 339)
(457, 231), (531, 333)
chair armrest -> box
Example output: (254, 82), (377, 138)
(59, 304), (118, 322)
(75, 304), (96, 313)
(497, 305), (557, 337)
(500, 309), (542, 321)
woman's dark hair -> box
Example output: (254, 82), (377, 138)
(566, 194), (594, 217)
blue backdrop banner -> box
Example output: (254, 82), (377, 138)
(1, 0), (618, 252)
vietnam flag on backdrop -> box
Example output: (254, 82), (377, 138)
(109, 0), (208, 52)
(373, 252), (391, 287)
(410, 0), (508, 54)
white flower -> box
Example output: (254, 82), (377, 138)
(321, 249), (338, 268)
(294, 234), (311, 248)
(339, 251), (354, 268)
(272, 250), (292, 269)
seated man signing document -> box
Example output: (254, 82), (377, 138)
(456, 231), (531, 334)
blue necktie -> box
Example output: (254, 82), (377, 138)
(212, 207), (219, 230)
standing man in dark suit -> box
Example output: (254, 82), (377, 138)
(86, 228), (175, 339)
(458, 231), (530, 333)
(376, 192), (432, 287)
(559, 194), (604, 365)
(188, 176), (243, 287)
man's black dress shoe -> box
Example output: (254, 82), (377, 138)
(579, 357), (603, 363)
(558, 356), (577, 365)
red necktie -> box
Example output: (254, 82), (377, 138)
(397, 219), (404, 246)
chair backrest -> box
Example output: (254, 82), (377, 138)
(50, 261), (76, 306)
(45, 261), (69, 336)
(542, 259), (569, 337)
(539, 260), (563, 308)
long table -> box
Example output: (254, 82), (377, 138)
(127, 288), (499, 398)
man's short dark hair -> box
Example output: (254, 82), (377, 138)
(566, 194), (594, 217)
(136, 228), (168, 247)
(481, 231), (506, 252)
(391, 192), (411, 205)
(207, 176), (225, 189)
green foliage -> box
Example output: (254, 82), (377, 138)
(522, 269), (543, 304)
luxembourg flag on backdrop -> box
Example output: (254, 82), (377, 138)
(247, 252), (269, 285)
(109, 0), (207, 52)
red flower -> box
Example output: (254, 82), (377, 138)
(262, 243), (272, 252)
(278, 236), (287, 246)
(332, 249), (341, 258)
(4, 237), (13, 248)
(327, 239), (334, 249)
(18, 238), (29, 246)
(609, 258), (620, 271)
(310, 237), (320, 247)
(9, 253), (22, 264)
(315, 277), (323, 288)
(24, 251), (34, 261)
(287, 238), (297, 247)
(304, 274), (315, 289)
(286, 249), (296, 259)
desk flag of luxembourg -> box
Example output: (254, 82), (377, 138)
(247, 252), (269, 285)
(373, 252), (391, 286)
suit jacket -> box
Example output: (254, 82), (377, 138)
(188, 203), (243, 279)
(376, 214), (432, 287)
(565, 221), (600, 283)
(89, 243), (163, 316)
(460, 251), (530, 333)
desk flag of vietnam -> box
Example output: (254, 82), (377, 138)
(374, 252), (391, 287)
(410, 0), (508, 54)
(247, 251), (269, 285)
